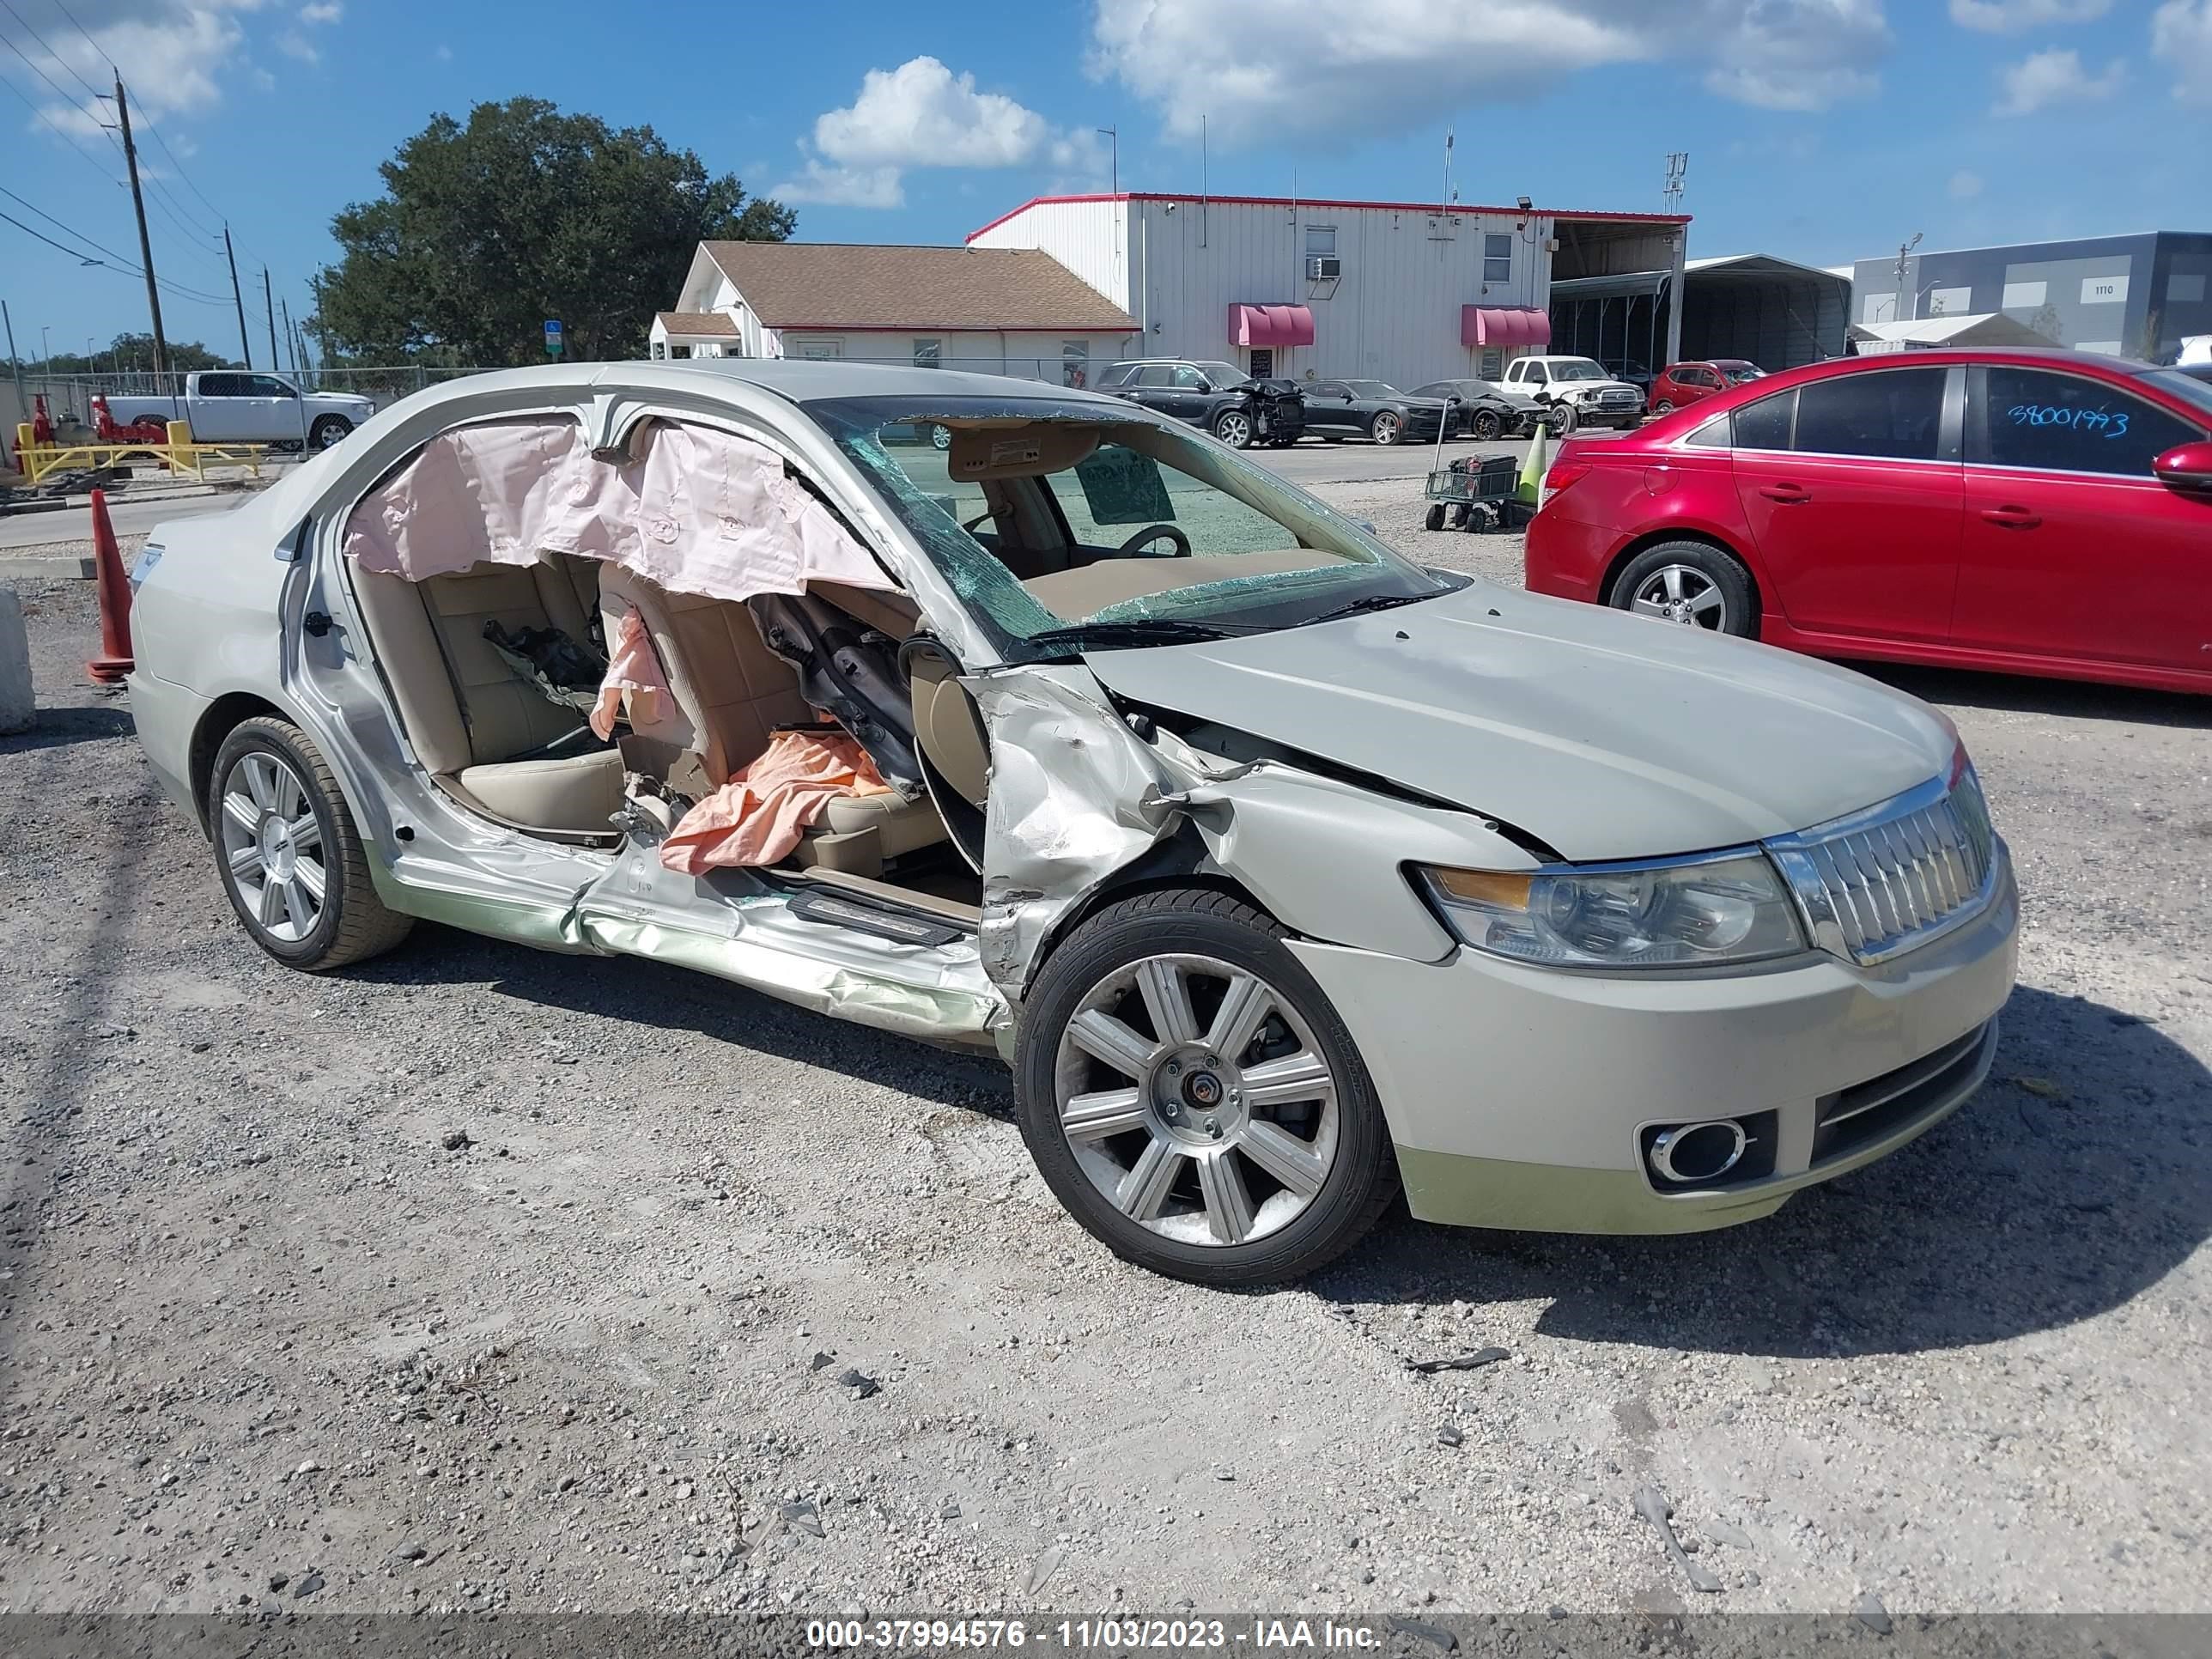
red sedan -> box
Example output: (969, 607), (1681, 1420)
(1648, 358), (1766, 414)
(1524, 349), (2212, 695)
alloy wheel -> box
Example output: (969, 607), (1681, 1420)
(1630, 563), (1729, 630)
(1653, 399), (1674, 415)
(1215, 410), (1252, 447)
(1052, 952), (1340, 1248)
(1372, 412), (1400, 444)
(217, 750), (327, 943)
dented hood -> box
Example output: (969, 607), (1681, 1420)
(1083, 582), (1956, 861)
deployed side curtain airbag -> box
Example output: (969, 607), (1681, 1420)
(343, 416), (893, 605)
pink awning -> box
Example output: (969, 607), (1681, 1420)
(1462, 306), (1552, 349)
(1227, 303), (1316, 349)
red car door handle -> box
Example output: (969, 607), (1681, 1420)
(1758, 484), (1810, 503)
(1980, 506), (2042, 529)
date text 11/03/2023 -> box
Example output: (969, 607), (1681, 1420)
(806, 1617), (1387, 1650)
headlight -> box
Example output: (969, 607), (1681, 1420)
(1418, 852), (1806, 970)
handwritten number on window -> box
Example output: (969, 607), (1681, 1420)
(2007, 402), (2130, 439)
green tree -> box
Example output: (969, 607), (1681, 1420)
(311, 98), (793, 365)
(14, 335), (237, 374)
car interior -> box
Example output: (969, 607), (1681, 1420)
(342, 412), (1363, 928)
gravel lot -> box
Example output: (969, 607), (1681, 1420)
(2, 483), (2209, 1621)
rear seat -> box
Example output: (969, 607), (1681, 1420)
(596, 566), (945, 876)
(349, 556), (625, 837)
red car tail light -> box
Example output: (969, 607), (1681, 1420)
(1538, 459), (1593, 510)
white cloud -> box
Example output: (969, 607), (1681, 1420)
(2153, 1), (2212, 102)
(275, 28), (318, 63)
(3, 2), (271, 131)
(1085, 0), (1890, 142)
(814, 56), (1048, 169)
(776, 55), (1109, 210)
(1949, 0), (2111, 31)
(1948, 167), (1984, 198)
(766, 159), (906, 210)
(299, 0), (341, 21)
(1993, 46), (2124, 113)
(434, 42), (453, 63)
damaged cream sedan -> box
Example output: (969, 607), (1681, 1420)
(128, 362), (2018, 1285)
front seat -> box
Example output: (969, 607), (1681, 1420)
(596, 566), (946, 875)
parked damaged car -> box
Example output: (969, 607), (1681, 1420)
(1301, 380), (1452, 446)
(1096, 358), (1304, 449)
(129, 362), (2018, 1286)
(1410, 379), (1547, 441)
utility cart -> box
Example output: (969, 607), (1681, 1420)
(1422, 452), (1520, 532)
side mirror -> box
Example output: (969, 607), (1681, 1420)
(2152, 440), (2212, 493)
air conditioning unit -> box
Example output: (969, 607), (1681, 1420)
(1306, 255), (1342, 280)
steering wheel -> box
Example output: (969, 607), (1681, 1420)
(1115, 523), (1192, 558)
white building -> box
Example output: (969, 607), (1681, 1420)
(967, 191), (1690, 388)
(659, 240), (1138, 386)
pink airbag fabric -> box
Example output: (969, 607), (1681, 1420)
(343, 416), (892, 603)
(659, 729), (891, 873)
(590, 603), (669, 741)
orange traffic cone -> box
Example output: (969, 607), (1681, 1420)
(86, 488), (135, 684)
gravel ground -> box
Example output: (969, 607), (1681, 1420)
(2, 494), (2209, 1621)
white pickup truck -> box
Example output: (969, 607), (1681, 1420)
(1499, 355), (1646, 433)
(104, 372), (376, 452)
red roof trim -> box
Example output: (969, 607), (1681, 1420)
(967, 192), (1690, 243)
(770, 323), (1139, 335)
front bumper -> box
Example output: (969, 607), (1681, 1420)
(1287, 850), (2018, 1234)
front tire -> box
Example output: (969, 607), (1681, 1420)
(1370, 410), (1402, 446)
(1469, 409), (1502, 441)
(309, 415), (353, 451)
(210, 716), (413, 971)
(1016, 890), (1399, 1287)
(1546, 402), (1577, 436)
(1212, 408), (1254, 448)
(1609, 541), (1759, 638)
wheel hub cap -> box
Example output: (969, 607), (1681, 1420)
(258, 816), (297, 879)
(1054, 953), (1340, 1247)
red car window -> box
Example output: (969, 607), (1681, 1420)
(1792, 368), (1945, 461)
(1976, 367), (2203, 477)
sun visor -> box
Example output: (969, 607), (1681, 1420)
(946, 423), (1101, 481)
(343, 415), (893, 603)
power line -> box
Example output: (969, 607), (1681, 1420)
(0, 60), (123, 185)
(0, 186), (242, 309)
(137, 110), (230, 233)
(0, 179), (138, 268)
(0, 15), (109, 126)
(0, 0), (103, 105)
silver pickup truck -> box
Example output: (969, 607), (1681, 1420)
(105, 372), (376, 452)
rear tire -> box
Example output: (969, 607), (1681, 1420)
(1652, 399), (1674, 416)
(1016, 889), (1399, 1287)
(210, 716), (413, 971)
(1608, 541), (1759, 639)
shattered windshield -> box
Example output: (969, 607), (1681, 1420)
(811, 395), (1450, 663)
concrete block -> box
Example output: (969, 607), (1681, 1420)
(0, 556), (94, 582)
(0, 588), (33, 735)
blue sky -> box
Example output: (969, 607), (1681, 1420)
(2, 0), (2205, 364)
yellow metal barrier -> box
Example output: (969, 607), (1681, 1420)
(13, 420), (270, 486)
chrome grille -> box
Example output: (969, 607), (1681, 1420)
(1765, 769), (2001, 966)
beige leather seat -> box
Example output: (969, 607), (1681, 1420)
(349, 556), (625, 836)
(596, 567), (945, 873)
(908, 651), (991, 808)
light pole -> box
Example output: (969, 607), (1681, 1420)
(1894, 231), (1923, 322)
(1097, 125), (1117, 194)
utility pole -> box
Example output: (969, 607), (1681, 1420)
(1096, 125), (1117, 194)
(1894, 231), (1922, 323)
(3, 301), (25, 421)
(113, 75), (171, 380)
(279, 295), (298, 374)
(263, 267), (279, 371)
(224, 227), (252, 369)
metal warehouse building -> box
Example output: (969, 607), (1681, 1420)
(1547, 253), (1851, 375)
(1849, 231), (2212, 362)
(968, 191), (1691, 390)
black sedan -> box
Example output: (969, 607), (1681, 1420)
(1409, 379), (1543, 441)
(1301, 380), (1451, 446)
